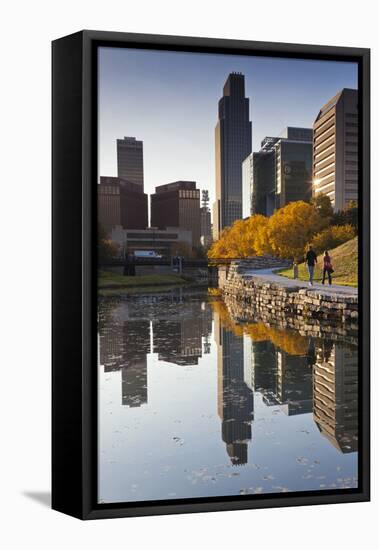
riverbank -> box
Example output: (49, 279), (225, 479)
(220, 261), (358, 329)
(98, 270), (190, 296)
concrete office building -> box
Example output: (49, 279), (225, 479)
(150, 181), (201, 247)
(98, 176), (148, 233)
(242, 154), (253, 219)
(213, 73), (252, 239)
(117, 136), (144, 188)
(313, 89), (358, 211)
(274, 127), (313, 209)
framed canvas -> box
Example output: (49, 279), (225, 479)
(52, 30), (370, 520)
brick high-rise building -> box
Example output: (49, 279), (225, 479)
(117, 136), (144, 189)
(98, 176), (148, 234)
(213, 73), (252, 240)
(313, 89), (358, 211)
(150, 181), (201, 247)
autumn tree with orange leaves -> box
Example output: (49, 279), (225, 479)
(208, 200), (327, 261)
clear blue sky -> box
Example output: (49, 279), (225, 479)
(98, 47), (358, 204)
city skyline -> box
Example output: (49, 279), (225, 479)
(99, 47), (358, 207)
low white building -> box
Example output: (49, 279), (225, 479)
(110, 225), (193, 257)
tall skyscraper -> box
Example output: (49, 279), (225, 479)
(313, 89), (358, 211)
(117, 136), (144, 189)
(213, 73), (252, 240)
(150, 181), (201, 247)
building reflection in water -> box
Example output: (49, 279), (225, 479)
(313, 341), (358, 453)
(212, 303), (358, 463)
(153, 301), (212, 365)
(99, 319), (150, 407)
(99, 293), (358, 461)
(214, 313), (254, 466)
(99, 290), (213, 407)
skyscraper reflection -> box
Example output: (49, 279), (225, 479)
(244, 338), (313, 414)
(313, 342), (358, 453)
(99, 293), (358, 461)
(98, 291), (213, 406)
(152, 298), (212, 366)
(214, 314), (254, 466)
(99, 319), (150, 407)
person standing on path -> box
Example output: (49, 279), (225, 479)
(305, 245), (317, 286)
(322, 250), (333, 285)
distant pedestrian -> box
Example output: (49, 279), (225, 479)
(322, 250), (333, 285)
(305, 245), (317, 286)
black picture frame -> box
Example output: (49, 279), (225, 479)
(52, 30), (370, 520)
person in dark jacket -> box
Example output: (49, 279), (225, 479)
(322, 250), (333, 285)
(305, 245), (317, 286)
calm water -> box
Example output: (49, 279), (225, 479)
(98, 288), (358, 504)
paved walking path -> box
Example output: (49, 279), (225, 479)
(241, 267), (358, 297)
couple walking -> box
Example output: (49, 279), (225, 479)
(305, 246), (334, 286)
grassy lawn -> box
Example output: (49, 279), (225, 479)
(98, 270), (188, 291)
(278, 237), (358, 287)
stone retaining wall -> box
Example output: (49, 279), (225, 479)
(222, 261), (358, 330)
(217, 256), (292, 288)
